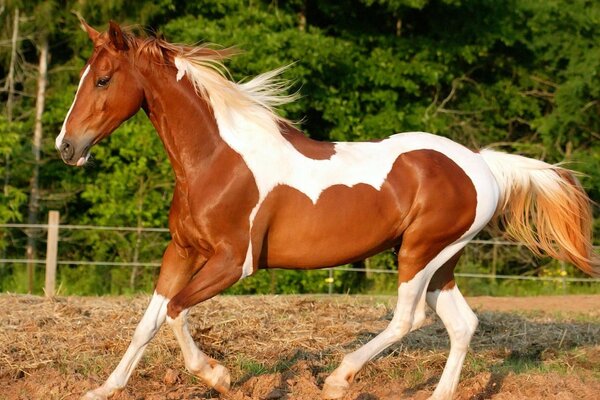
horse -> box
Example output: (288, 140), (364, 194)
(56, 19), (599, 400)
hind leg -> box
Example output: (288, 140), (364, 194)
(426, 258), (478, 400)
(322, 239), (468, 399)
(82, 243), (198, 400)
(411, 288), (428, 332)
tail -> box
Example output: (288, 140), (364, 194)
(480, 149), (599, 277)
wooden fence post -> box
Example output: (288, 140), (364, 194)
(44, 211), (59, 297)
(491, 242), (498, 284)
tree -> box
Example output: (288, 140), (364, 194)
(0, 0), (597, 294)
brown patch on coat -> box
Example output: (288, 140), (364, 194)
(394, 150), (477, 283)
(250, 150), (477, 281)
(427, 250), (463, 291)
(253, 182), (411, 269)
(278, 121), (336, 160)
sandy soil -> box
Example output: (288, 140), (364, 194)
(466, 294), (599, 314)
(1, 294), (598, 400)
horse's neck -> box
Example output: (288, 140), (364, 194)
(140, 63), (336, 185)
(141, 67), (224, 182)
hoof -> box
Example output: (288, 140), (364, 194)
(81, 387), (112, 400)
(206, 363), (231, 394)
(322, 377), (349, 399)
(427, 394), (451, 400)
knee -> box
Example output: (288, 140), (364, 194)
(462, 317), (477, 340)
(452, 317), (477, 349)
(389, 318), (413, 339)
(130, 322), (159, 348)
(411, 309), (427, 331)
(167, 300), (184, 320)
(467, 314), (478, 333)
(465, 311), (479, 333)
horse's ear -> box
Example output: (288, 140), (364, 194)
(108, 20), (129, 51)
(73, 12), (100, 43)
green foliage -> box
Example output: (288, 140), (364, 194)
(0, 0), (598, 295)
(0, 116), (27, 223)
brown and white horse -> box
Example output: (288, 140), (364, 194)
(56, 20), (599, 400)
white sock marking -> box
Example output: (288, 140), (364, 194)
(324, 239), (472, 391)
(85, 291), (168, 398)
(167, 310), (225, 386)
(427, 286), (478, 399)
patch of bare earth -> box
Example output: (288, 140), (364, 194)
(1, 294), (598, 399)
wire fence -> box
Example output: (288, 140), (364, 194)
(1, 214), (599, 297)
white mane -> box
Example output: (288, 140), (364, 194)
(173, 55), (297, 130)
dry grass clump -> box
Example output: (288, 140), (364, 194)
(1, 294), (599, 400)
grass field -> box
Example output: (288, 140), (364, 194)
(1, 294), (599, 399)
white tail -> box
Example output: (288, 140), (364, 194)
(481, 149), (599, 277)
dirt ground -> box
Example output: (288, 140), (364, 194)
(1, 294), (599, 400)
(466, 295), (599, 314)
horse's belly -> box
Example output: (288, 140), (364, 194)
(255, 179), (416, 269)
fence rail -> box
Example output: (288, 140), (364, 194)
(1, 212), (599, 296)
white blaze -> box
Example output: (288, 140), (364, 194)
(55, 65), (91, 149)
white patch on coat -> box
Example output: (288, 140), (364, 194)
(174, 57), (500, 279)
(56, 64), (91, 149)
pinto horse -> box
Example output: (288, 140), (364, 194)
(56, 20), (599, 400)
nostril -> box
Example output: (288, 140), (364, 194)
(60, 140), (74, 161)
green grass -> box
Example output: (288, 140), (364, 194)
(3, 260), (599, 296)
(237, 357), (270, 376)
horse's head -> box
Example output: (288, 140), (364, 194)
(56, 19), (144, 166)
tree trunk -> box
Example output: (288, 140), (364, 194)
(1, 8), (19, 267)
(298, 11), (306, 32)
(298, 1), (307, 32)
(25, 37), (49, 293)
(5, 8), (19, 122)
(4, 8), (19, 197)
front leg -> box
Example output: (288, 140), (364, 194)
(167, 310), (232, 393)
(165, 247), (244, 394)
(82, 292), (169, 400)
(82, 242), (198, 400)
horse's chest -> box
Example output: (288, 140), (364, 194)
(169, 186), (200, 248)
(173, 157), (259, 251)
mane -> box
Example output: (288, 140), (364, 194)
(127, 33), (298, 127)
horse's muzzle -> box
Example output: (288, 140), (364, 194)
(59, 140), (75, 162)
(59, 138), (90, 166)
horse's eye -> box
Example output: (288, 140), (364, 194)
(96, 76), (111, 87)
